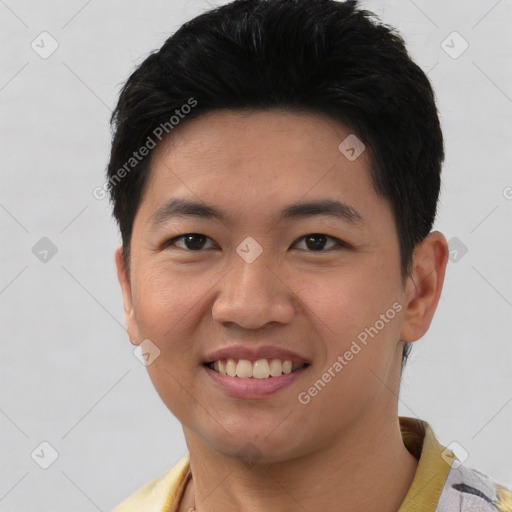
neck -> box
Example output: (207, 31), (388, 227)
(182, 411), (419, 512)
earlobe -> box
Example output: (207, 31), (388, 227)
(114, 245), (141, 346)
(399, 231), (449, 343)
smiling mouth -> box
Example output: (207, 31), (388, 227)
(204, 358), (311, 379)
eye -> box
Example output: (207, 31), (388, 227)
(164, 233), (216, 251)
(293, 233), (349, 252)
(163, 233), (349, 252)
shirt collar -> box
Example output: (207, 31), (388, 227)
(397, 416), (453, 512)
(115, 416), (454, 512)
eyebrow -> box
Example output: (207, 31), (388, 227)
(149, 198), (366, 230)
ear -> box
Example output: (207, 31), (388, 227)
(400, 231), (449, 342)
(115, 245), (141, 346)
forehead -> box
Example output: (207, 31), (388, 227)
(136, 109), (386, 229)
(155, 108), (366, 169)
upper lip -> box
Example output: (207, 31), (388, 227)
(203, 345), (311, 365)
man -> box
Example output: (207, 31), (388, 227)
(107, 1), (511, 510)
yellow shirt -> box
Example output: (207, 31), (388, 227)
(113, 416), (512, 512)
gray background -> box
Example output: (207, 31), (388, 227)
(1, 0), (511, 510)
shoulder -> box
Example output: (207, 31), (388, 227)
(436, 462), (512, 512)
(111, 453), (190, 512)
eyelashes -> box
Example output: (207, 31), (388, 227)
(163, 233), (350, 252)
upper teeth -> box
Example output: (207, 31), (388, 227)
(211, 358), (305, 379)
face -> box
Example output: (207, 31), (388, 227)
(115, 109), (447, 462)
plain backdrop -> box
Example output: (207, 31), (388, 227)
(1, 0), (511, 510)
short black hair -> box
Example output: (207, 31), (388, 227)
(106, 0), (444, 373)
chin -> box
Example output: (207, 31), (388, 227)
(202, 428), (307, 464)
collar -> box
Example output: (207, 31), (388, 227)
(114, 416), (453, 512)
(397, 416), (453, 511)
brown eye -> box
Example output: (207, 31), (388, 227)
(165, 233), (215, 251)
(293, 233), (348, 251)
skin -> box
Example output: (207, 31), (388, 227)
(115, 109), (449, 512)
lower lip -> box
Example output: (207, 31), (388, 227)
(203, 365), (310, 399)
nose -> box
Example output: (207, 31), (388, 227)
(211, 251), (296, 329)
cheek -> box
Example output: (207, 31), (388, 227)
(133, 267), (202, 418)
(133, 265), (204, 338)
(303, 262), (402, 374)
(301, 267), (376, 343)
